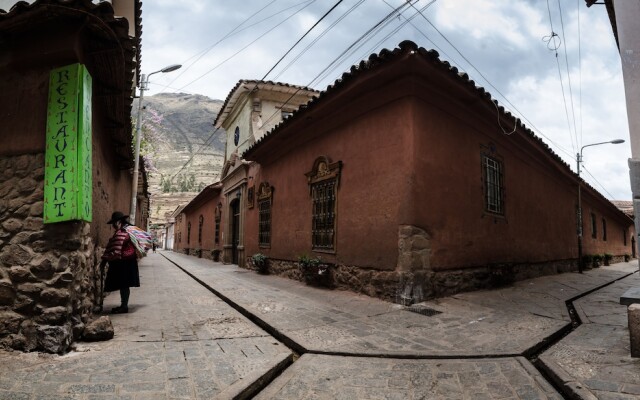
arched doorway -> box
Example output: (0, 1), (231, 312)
(230, 198), (240, 264)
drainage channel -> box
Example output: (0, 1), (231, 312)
(525, 270), (639, 400)
(162, 254), (637, 399)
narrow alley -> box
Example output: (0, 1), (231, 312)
(0, 252), (638, 399)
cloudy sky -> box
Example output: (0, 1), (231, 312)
(3, 0), (629, 199)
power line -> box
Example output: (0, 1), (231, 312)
(170, 0), (347, 180)
(405, 2), (575, 160)
(261, 0), (345, 81)
(177, 0), (316, 92)
(259, 0), (418, 130)
(160, 0), (278, 92)
(545, 0), (576, 155)
(577, 0), (584, 148)
(582, 165), (616, 199)
(273, 0), (368, 81)
(557, 0), (580, 150)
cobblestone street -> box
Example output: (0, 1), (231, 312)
(0, 252), (638, 399)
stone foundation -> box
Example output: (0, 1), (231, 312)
(244, 257), (582, 304)
(0, 154), (97, 353)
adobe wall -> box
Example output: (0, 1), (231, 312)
(0, 45), (132, 354)
(244, 94), (414, 269)
(179, 194), (223, 261)
(410, 82), (634, 270)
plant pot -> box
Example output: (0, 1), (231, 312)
(300, 265), (332, 287)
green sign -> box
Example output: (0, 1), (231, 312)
(44, 63), (92, 223)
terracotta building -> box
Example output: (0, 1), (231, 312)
(214, 80), (318, 266)
(586, 0), (640, 262)
(0, 0), (142, 352)
(173, 183), (224, 261)
(239, 41), (634, 303)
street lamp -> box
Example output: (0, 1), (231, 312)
(130, 64), (182, 224)
(576, 139), (625, 273)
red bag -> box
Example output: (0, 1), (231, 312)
(121, 241), (136, 259)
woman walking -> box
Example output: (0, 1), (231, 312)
(101, 211), (140, 314)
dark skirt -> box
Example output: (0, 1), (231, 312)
(104, 258), (140, 292)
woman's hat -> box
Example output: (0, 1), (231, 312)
(106, 211), (129, 225)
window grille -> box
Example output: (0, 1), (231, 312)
(591, 213), (597, 239)
(306, 157), (341, 251)
(257, 183), (273, 248)
(187, 222), (191, 244)
(483, 155), (504, 215)
(258, 199), (271, 247)
(311, 179), (336, 250)
(602, 218), (607, 241)
(198, 215), (204, 244)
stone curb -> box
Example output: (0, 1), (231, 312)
(536, 354), (598, 400)
(217, 352), (294, 400)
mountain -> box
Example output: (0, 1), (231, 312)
(136, 93), (226, 225)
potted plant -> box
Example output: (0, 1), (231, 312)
(625, 254), (631, 262)
(251, 253), (269, 274)
(298, 254), (331, 287)
(212, 249), (221, 262)
(581, 254), (592, 270)
(592, 254), (603, 268)
(603, 253), (613, 266)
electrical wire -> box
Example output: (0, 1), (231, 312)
(158, 0), (279, 93)
(557, 0), (580, 151)
(177, 0), (316, 92)
(170, 0), (347, 180)
(577, 0), (584, 148)
(259, 0), (418, 130)
(272, 0), (367, 81)
(261, 0), (345, 81)
(404, 2), (575, 159)
(582, 165), (617, 199)
(545, 0), (576, 155)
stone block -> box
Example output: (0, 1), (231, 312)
(17, 177), (36, 194)
(8, 266), (33, 283)
(36, 324), (72, 353)
(2, 218), (23, 233)
(0, 310), (24, 334)
(629, 304), (640, 358)
(9, 232), (31, 245)
(29, 201), (44, 217)
(82, 316), (114, 341)
(411, 236), (430, 250)
(39, 306), (69, 325)
(0, 280), (16, 305)
(40, 288), (70, 306)
(23, 217), (43, 231)
(0, 244), (33, 265)
(13, 294), (36, 314)
(30, 257), (54, 279)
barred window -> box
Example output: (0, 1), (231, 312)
(483, 155), (504, 215)
(258, 199), (271, 247)
(591, 213), (597, 239)
(187, 222), (191, 244)
(624, 229), (627, 246)
(306, 156), (341, 252)
(215, 206), (221, 244)
(311, 179), (336, 250)
(602, 218), (607, 241)
(257, 183), (273, 248)
(198, 215), (204, 244)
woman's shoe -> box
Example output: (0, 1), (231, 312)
(111, 306), (128, 314)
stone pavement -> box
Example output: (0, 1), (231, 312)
(0, 253), (291, 399)
(0, 251), (637, 399)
